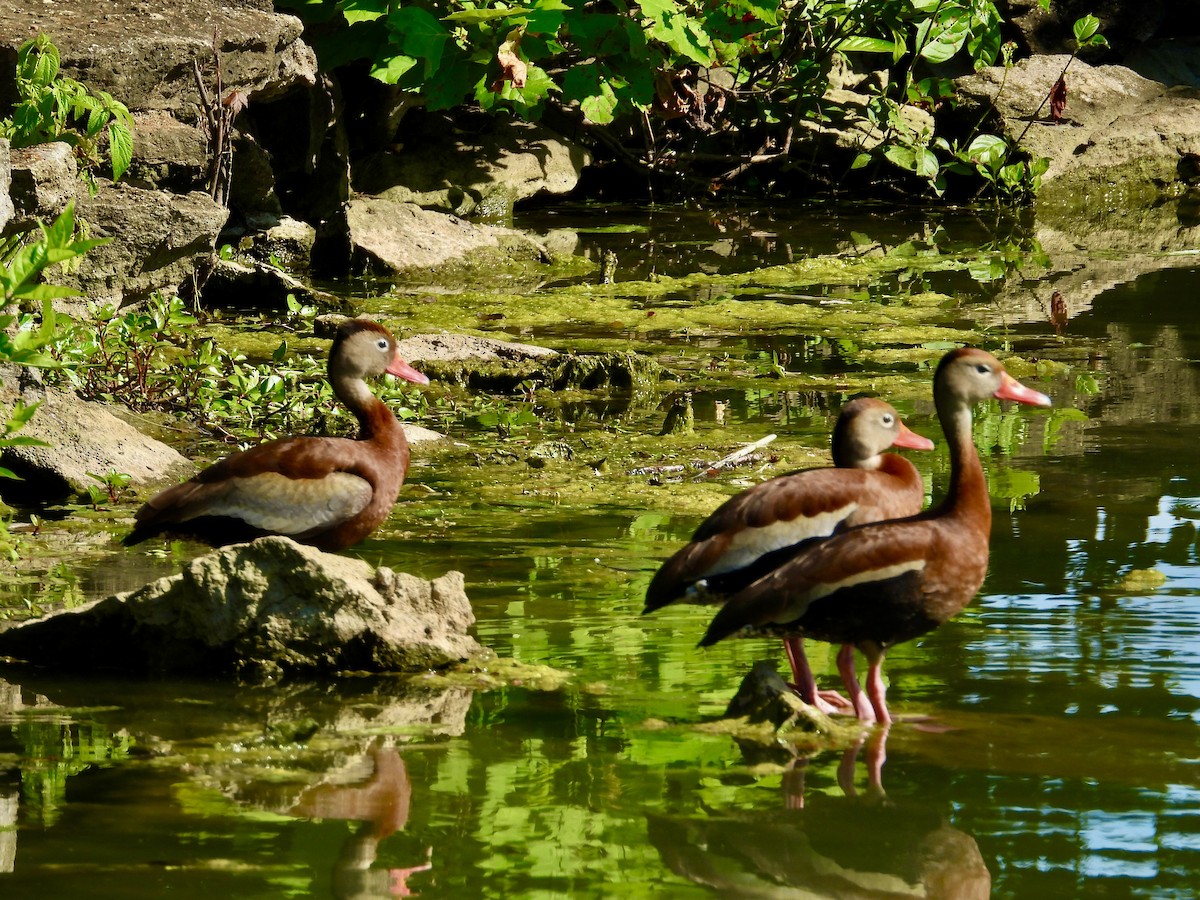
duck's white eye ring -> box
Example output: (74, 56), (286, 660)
(377, 338), (390, 351)
(881, 414), (894, 426)
(975, 363), (990, 374)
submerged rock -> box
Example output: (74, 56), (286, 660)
(394, 333), (558, 365)
(0, 536), (483, 679)
(723, 660), (832, 734)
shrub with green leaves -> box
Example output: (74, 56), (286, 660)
(280, 0), (1106, 201)
(0, 202), (109, 481)
(46, 295), (429, 450)
(0, 34), (134, 184)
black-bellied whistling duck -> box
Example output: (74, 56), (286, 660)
(700, 348), (1051, 725)
(643, 397), (934, 713)
(124, 319), (429, 552)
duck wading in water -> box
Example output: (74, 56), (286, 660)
(644, 397), (934, 714)
(700, 348), (1051, 725)
(125, 319), (429, 552)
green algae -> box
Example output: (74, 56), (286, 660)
(376, 247), (999, 345)
(409, 423), (833, 520)
(418, 653), (573, 692)
(1112, 567), (1168, 592)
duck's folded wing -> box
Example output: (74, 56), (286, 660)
(135, 470), (373, 536)
(645, 469), (870, 612)
(698, 522), (932, 646)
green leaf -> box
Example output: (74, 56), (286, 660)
(836, 36), (900, 54)
(1073, 14), (1100, 44)
(916, 14), (970, 65)
(964, 133), (1008, 168)
(850, 152), (873, 170)
(915, 147), (939, 179)
(85, 103), (108, 137)
(642, 0), (714, 65)
(516, 64), (557, 107)
(722, 0), (779, 27)
(5, 399), (43, 433)
(0, 435), (50, 448)
(638, 0), (680, 21)
(8, 283), (82, 303)
(29, 39), (59, 87)
(883, 145), (916, 172)
(108, 121), (133, 180)
(444, 6), (533, 23)
(968, 17), (1002, 66)
(340, 0), (388, 25)
(563, 68), (619, 124)
(567, 13), (630, 57)
(387, 6), (451, 76)
(370, 53), (419, 84)
(423, 53), (478, 109)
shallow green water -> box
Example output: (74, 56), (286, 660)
(2, 205), (1200, 898)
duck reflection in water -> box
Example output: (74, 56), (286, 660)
(290, 740), (432, 899)
(650, 714), (990, 899)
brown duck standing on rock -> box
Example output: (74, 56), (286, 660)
(644, 397), (934, 715)
(125, 319), (429, 552)
(700, 348), (1051, 725)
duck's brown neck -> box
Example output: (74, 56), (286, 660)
(936, 396), (992, 534)
(334, 375), (404, 445)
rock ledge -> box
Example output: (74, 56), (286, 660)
(0, 536), (482, 679)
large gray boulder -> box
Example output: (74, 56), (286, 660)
(0, 536), (483, 679)
(333, 197), (548, 276)
(5, 143), (77, 228)
(953, 56), (1200, 204)
(0, 138), (14, 234)
(0, 0), (319, 292)
(354, 115), (592, 219)
(6, 147), (228, 304)
(0, 378), (194, 502)
(0, 1), (316, 116)
(71, 181), (230, 304)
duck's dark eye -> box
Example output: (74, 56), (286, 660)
(376, 339), (389, 351)
(975, 363), (990, 374)
(881, 414), (894, 426)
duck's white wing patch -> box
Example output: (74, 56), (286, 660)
(801, 558), (927, 604)
(702, 503), (857, 577)
(181, 472), (372, 535)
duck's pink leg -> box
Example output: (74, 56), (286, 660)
(862, 643), (893, 727)
(784, 637), (852, 714)
(836, 643), (876, 722)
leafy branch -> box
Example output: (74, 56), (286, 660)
(1014, 12), (1109, 143)
(0, 34), (135, 185)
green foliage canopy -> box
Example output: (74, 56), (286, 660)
(278, 0), (1046, 198)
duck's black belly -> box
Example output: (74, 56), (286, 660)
(758, 569), (941, 649)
